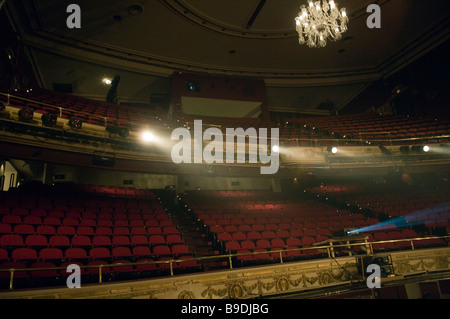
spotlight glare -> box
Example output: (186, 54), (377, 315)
(331, 146), (338, 154)
(141, 131), (154, 142)
(272, 145), (279, 153)
(423, 145), (430, 153)
(103, 78), (112, 85)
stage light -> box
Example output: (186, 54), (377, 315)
(141, 131), (154, 142)
(102, 78), (112, 85)
(69, 117), (83, 130)
(272, 145), (279, 153)
(118, 127), (129, 138)
(41, 112), (57, 127)
(18, 108), (34, 122)
(327, 146), (338, 154)
(411, 145), (429, 154)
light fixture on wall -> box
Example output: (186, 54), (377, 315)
(295, 0), (348, 48)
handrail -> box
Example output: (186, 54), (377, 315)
(0, 92), (166, 131)
(0, 235), (448, 290)
(2, 92), (449, 147)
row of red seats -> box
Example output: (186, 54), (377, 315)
(216, 229), (332, 242)
(0, 215), (174, 227)
(0, 225), (180, 238)
(0, 233), (185, 250)
(0, 244), (192, 265)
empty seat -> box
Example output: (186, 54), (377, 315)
(236, 249), (256, 263)
(301, 236), (316, 247)
(231, 232), (246, 241)
(71, 235), (92, 248)
(217, 232), (232, 242)
(11, 247), (38, 264)
(25, 235), (48, 249)
(240, 240), (256, 250)
(112, 246), (133, 261)
(152, 245), (172, 258)
(2, 215), (22, 225)
(255, 239), (272, 249)
(0, 223), (12, 235)
(97, 220), (113, 228)
(39, 248), (64, 265)
(111, 259), (138, 278)
(166, 234), (184, 245)
(171, 244), (190, 257)
(92, 236), (112, 248)
(43, 217), (61, 226)
(135, 258), (158, 274)
(275, 230), (290, 239)
(113, 227), (130, 236)
(95, 227), (112, 236)
(261, 231), (276, 239)
(89, 247), (112, 262)
(224, 225), (238, 233)
(0, 248), (8, 261)
(0, 234), (24, 248)
(132, 246), (152, 258)
(148, 235), (166, 246)
(29, 262), (59, 281)
(114, 220), (129, 227)
(65, 248), (89, 263)
(36, 225), (56, 236)
(13, 224), (35, 236)
(0, 261), (28, 280)
(130, 235), (148, 246)
(224, 241), (240, 252)
(253, 248), (271, 261)
(144, 220), (160, 227)
(147, 227), (163, 235)
(177, 255), (201, 271)
(130, 227), (147, 235)
(112, 236), (131, 247)
(86, 260), (112, 278)
(237, 224), (252, 232)
(246, 231), (262, 240)
(252, 224), (265, 232)
(22, 216), (42, 225)
(48, 235), (71, 248)
(62, 218), (79, 227)
(285, 237), (302, 247)
(76, 226), (95, 236)
(57, 226), (76, 236)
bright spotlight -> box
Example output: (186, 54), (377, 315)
(272, 145), (279, 153)
(423, 145), (430, 153)
(327, 146), (338, 154)
(102, 78), (112, 85)
(141, 131), (154, 142)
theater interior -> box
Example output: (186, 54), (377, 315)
(0, 0), (449, 302)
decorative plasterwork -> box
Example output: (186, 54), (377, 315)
(0, 248), (448, 299)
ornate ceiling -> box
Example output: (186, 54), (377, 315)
(3, 0), (450, 114)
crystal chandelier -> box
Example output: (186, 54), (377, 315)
(295, 0), (349, 48)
